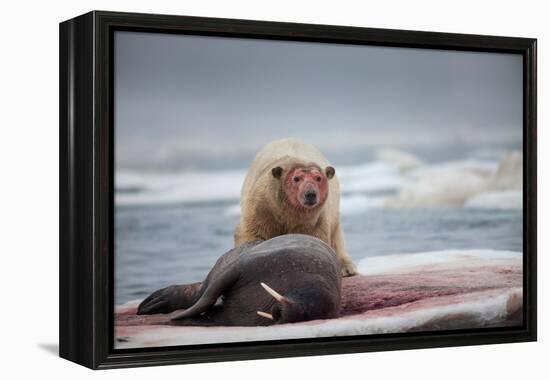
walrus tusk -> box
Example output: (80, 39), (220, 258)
(257, 311), (274, 320)
(260, 282), (285, 302)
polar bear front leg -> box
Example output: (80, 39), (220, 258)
(332, 224), (358, 277)
(340, 255), (358, 277)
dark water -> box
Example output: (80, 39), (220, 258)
(115, 202), (522, 304)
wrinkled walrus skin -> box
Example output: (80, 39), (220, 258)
(137, 234), (342, 326)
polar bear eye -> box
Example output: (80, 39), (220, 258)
(293, 176), (301, 183)
(315, 176), (322, 182)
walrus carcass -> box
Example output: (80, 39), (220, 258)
(137, 234), (342, 326)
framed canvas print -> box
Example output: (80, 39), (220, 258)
(59, 11), (537, 369)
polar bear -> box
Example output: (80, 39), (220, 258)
(234, 138), (357, 277)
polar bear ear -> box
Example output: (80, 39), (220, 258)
(272, 166), (284, 179)
(325, 166), (335, 179)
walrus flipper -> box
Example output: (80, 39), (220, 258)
(170, 269), (239, 321)
(137, 282), (202, 315)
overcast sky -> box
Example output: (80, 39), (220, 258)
(114, 31), (522, 170)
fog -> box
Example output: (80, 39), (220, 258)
(114, 31), (522, 170)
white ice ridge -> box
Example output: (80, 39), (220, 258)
(115, 148), (523, 210)
(383, 150), (523, 209)
(464, 190), (522, 210)
(358, 248), (522, 276)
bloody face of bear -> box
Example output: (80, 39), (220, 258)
(272, 165), (335, 210)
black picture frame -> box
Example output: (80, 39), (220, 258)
(59, 10), (537, 370)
